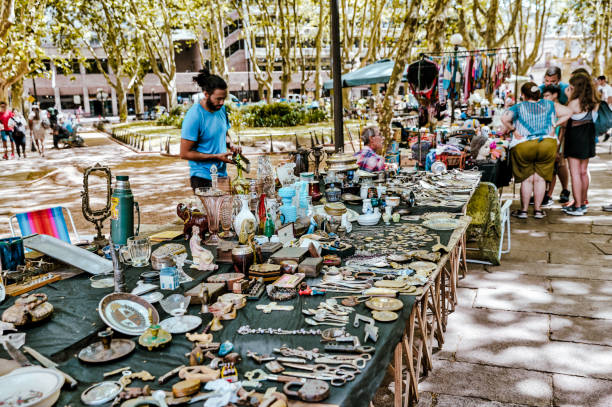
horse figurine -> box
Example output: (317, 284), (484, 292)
(177, 203), (208, 241)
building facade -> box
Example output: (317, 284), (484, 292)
(23, 17), (334, 116)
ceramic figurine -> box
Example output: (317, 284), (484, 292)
(189, 226), (217, 271)
(177, 203), (208, 241)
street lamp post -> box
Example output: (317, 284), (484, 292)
(241, 82), (245, 102)
(330, 0), (343, 152)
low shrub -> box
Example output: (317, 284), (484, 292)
(239, 102), (327, 128)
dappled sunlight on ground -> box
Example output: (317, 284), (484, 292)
(0, 131), (193, 238)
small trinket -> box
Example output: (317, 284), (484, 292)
(138, 324), (172, 351)
(246, 350), (275, 364)
(256, 302), (295, 313)
(220, 363), (238, 382)
(172, 379), (200, 398)
(223, 352), (242, 364)
(159, 267), (179, 290)
(2, 293), (54, 326)
(218, 340), (234, 356)
(265, 360), (285, 373)
(178, 365), (220, 383)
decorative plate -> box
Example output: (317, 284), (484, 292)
(372, 311), (399, 322)
(422, 218), (465, 230)
(387, 254), (412, 263)
(78, 339), (136, 364)
(409, 261), (437, 274)
(159, 315), (202, 334)
(81, 381), (123, 405)
(140, 291), (163, 304)
(98, 293), (159, 336)
(365, 297), (404, 312)
(0, 366), (64, 407)
(421, 212), (456, 221)
(374, 280), (407, 289)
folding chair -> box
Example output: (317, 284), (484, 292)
(8, 206), (80, 244)
(465, 182), (512, 265)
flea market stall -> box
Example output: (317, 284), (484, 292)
(0, 155), (481, 407)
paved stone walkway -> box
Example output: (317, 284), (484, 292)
(416, 147), (612, 406)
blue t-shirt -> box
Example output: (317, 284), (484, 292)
(181, 103), (230, 180)
(539, 82), (569, 105)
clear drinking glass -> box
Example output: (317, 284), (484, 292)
(120, 236), (151, 267)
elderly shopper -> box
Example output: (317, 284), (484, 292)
(354, 126), (385, 172)
(502, 82), (572, 219)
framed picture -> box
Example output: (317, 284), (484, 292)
(277, 223), (294, 245)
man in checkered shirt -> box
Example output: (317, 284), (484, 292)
(354, 126), (386, 172)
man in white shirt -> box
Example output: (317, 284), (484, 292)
(597, 76), (612, 104)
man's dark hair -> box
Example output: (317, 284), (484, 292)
(542, 84), (561, 98)
(598, 75), (606, 81)
(193, 67), (227, 94)
(545, 66), (562, 79)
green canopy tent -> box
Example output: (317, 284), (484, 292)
(323, 59), (408, 89)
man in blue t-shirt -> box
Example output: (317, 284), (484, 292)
(539, 66), (569, 105)
(180, 68), (241, 192)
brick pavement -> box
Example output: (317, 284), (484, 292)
(414, 148), (612, 406)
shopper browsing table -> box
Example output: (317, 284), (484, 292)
(354, 126), (386, 172)
(180, 68), (241, 192)
(562, 73), (601, 216)
(502, 82), (572, 219)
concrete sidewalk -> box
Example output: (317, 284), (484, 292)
(416, 149), (612, 406)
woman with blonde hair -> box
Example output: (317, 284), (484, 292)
(562, 73), (601, 216)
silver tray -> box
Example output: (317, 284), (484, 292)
(23, 234), (113, 275)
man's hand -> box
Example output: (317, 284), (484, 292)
(229, 144), (242, 154)
(216, 152), (234, 164)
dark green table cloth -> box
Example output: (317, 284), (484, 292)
(0, 215), (457, 407)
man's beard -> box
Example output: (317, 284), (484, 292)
(206, 98), (222, 111)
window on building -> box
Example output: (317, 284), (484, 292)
(57, 59), (80, 75)
(225, 39), (244, 58)
(85, 59), (108, 74)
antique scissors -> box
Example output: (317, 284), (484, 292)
(281, 363), (360, 386)
(314, 353), (371, 369)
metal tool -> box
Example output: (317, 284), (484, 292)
(18, 345), (78, 389)
(324, 343), (376, 353)
(244, 368), (306, 384)
(281, 362), (359, 379)
(281, 369), (349, 387)
(246, 350), (275, 364)
(103, 366), (131, 378)
(314, 355), (370, 369)
(274, 346), (320, 360)
(158, 364), (185, 384)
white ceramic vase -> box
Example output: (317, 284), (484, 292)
(234, 195), (257, 234)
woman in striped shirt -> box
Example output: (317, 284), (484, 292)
(501, 82), (572, 219)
